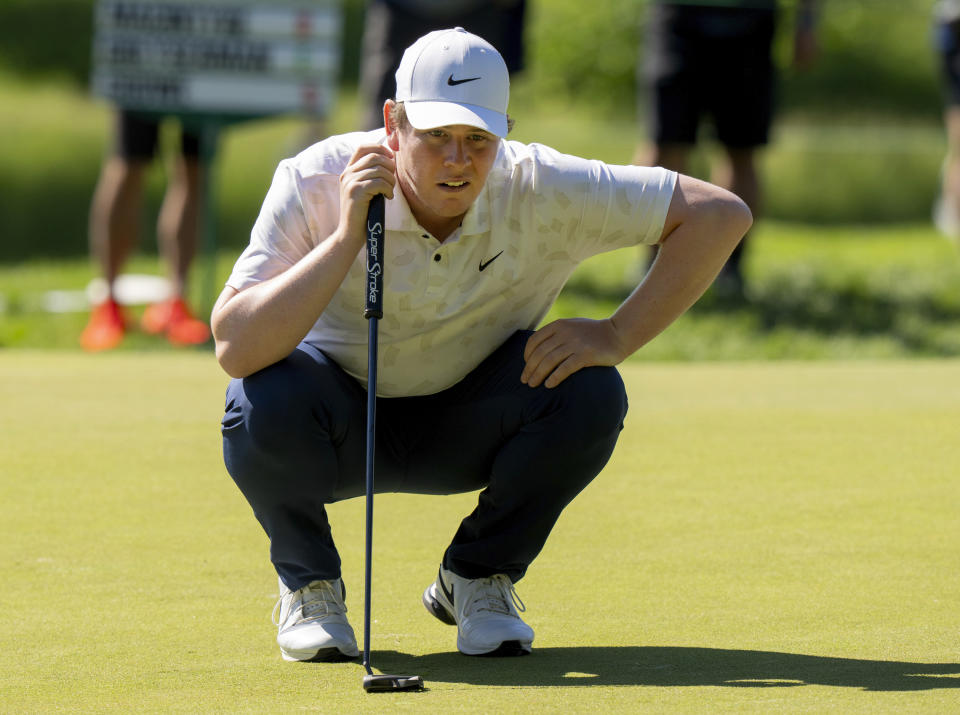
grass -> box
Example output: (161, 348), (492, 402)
(1, 67), (955, 358)
(550, 221), (960, 361)
(3, 10), (958, 709)
(1, 351), (958, 711)
(0, 64), (949, 265)
(12, 220), (960, 360)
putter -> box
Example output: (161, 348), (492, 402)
(361, 193), (425, 693)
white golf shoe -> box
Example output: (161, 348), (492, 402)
(273, 577), (359, 662)
(422, 566), (534, 656)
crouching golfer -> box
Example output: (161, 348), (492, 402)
(212, 27), (751, 662)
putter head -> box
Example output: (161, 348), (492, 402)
(362, 673), (425, 692)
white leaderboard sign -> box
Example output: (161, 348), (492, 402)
(91, 0), (341, 116)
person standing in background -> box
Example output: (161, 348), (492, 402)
(637, 0), (818, 298)
(933, 0), (960, 246)
(81, 110), (211, 351)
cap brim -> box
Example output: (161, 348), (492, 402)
(404, 100), (508, 138)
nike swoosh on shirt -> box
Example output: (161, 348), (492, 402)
(479, 251), (503, 271)
(447, 74), (481, 86)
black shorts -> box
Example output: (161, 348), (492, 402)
(644, 3), (776, 148)
(113, 110), (201, 160)
(936, 18), (960, 106)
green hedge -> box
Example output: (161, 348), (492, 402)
(0, 0), (950, 263)
(0, 0), (945, 119)
(0, 0), (96, 85)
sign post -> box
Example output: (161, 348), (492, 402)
(91, 0), (342, 316)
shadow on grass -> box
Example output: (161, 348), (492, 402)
(370, 646), (960, 692)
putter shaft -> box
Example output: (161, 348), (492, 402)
(361, 196), (423, 691)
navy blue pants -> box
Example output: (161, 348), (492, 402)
(222, 331), (628, 590)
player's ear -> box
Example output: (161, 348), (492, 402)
(384, 100), (400, 151)
(382, 100), (392, 132)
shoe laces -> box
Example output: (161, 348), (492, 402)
(272, 580), (346, 627)
(462, 574), (526, 619)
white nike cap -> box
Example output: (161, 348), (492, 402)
(394, 27), (510, 138)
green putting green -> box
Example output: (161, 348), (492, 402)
(1, 351), (958, 711)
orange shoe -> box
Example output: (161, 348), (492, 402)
(140, 299), (174, 335)
(157, 297), (211, 346)
(80, 299), (127, 352)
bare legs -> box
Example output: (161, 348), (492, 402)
(643, 141), (761, 295)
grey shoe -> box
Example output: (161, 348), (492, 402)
(423, 566), (533, 656)
(273, 578), (359, 662)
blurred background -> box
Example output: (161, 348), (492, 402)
(1, 0), (958, 357)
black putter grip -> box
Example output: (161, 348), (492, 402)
(363, 194), (385, 320)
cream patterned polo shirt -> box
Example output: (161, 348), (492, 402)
(227, 129), (677, 396)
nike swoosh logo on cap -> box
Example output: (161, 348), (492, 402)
(447, 74), (481, 86)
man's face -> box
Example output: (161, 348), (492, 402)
(389, 120), (500, 240)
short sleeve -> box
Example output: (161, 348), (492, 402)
(522, 143), (677, 261)
(225, 160), (319, 292)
